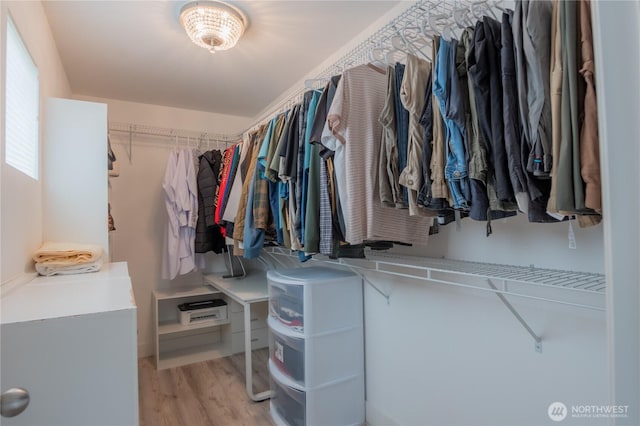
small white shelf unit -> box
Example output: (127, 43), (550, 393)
(153, 285), (230, 370)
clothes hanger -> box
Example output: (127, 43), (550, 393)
(471, 0), (498, 20)
(369, 45), (388, 68)
(422, 10), (448, 39)
(493, 0), (507, 13)
(390, 24), (427, 61)
(401, 21), (431, 60)
(304, 78), (327, 90)
(453, 3), (474, 29)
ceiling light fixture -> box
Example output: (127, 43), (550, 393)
(179, 1), (247, 53)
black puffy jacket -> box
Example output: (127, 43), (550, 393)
(195, 150), (226, 254)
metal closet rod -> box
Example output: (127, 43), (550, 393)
(108, 122), (242, 146)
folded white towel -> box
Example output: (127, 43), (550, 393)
(32, 242), (103, 266)
(35, 257), (103, 277)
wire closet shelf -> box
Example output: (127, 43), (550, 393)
(266, 247), (606, 312)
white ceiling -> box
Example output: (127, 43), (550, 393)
(42, 1), (400, 118)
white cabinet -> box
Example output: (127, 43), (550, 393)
(43, 97), (109, 257)
(153, 286), (231, 370)
(0, 262), (138, 426)
(267, 267), (364, 426)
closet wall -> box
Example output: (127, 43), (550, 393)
(0, 1), (71, 285)
(74, 94), (253, 357)
(364, 222), (607, 425)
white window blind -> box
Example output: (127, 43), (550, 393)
(5, 16), (39, 180)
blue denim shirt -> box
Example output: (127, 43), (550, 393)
(433, 38), (470, 210)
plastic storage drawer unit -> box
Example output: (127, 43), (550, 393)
(267, 267), (364, 426)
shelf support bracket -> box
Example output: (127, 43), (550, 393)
(487, 279), (542, 353)
(339, 260), (391, 305)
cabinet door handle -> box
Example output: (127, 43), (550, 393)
(251, 338), (259, 342)
(1, 388), (30, 418)
(250, 318), (258, 322)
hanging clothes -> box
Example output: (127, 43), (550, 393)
(303, 90), (322, 254)
(521, 0), (554, 177)
(549, 0), (600, 226)
(434, 37), (471, 211)
(429, 36), (452, 205)
(467, 17), (518, 221)
(463, 25), (493, 221)
(379, 65), (403, 208)
(547, 0), (564, 215)
(277, 104), (301, 250)
(399, 53), (435, 217)
(513, 0), (557, 223)
(556, 0), (583, 213)
(253, 120), (275, 234)
(215, 144), (241, 227)
(321, 63), (433, 246)
(295, 91), (315, 251)
(194, 149), (225, 254)
(468, 16), (516, 204)
(267, 113), (287, 244)
(108, 136), (119, 177)
(310, 75), (342, 256)
(233, 128), (264, 255)
(222, 141), (247, 226)
(416, 65), (434, 210)
(501, 10), (530, 213)
(394, 62), (410, 208)
(578, 0), (601, 214)
(273, 109), (294, 247)
(161, 148), (198, 280)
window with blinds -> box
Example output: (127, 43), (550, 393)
(5, 15), (39, 180)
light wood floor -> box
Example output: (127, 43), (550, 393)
(139, 349), (274, 426)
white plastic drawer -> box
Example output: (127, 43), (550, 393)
(268, 280), (304, 331)
(269, 316), (364, 389)
(269, 360), (365, 426)
(270, 368), (306, 426)
(267, 268), (362, 336)
(269, 323), (305, 385)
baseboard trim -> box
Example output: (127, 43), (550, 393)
(366, 401), (399, 426)
(138, 341), (154, 359)
(1, 272), (37, 297)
